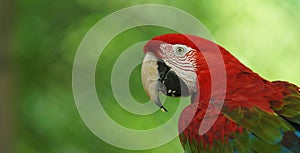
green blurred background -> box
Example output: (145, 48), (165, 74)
(1, 0), (300, 153)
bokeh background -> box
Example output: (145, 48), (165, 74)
(1, 0), (300, 153)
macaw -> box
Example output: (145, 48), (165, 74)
(141, 34), (300, 153)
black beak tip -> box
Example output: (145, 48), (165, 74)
(160, 106), (168, 112)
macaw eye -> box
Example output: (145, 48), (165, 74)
(175, 46), (186, 56)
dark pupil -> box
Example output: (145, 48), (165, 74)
(178, 48), (183, 52)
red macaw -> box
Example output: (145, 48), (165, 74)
(141, 34), (300, 153)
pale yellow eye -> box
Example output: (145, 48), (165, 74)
(176, 47), (185, 55)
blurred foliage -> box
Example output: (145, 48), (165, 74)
(12, 0), (300, 153)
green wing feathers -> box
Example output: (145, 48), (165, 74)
(179, 81), (300, 153)
(272, 81), (300, 125)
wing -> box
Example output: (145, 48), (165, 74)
(179, 84), (300, 153)
(221, 81), (300, 153)
(272, 81), (300, 125)
(222, 106), (296, 153)
(272, 81), (300, 152)
(179, 102), (296, 153)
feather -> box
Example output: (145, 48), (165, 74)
(144, 34), (300, 152)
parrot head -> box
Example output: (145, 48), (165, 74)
(141, 34), (202, 112)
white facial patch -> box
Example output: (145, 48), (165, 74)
(159, 43), (198, 95)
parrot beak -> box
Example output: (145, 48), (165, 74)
(141, 52), (168, 112)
